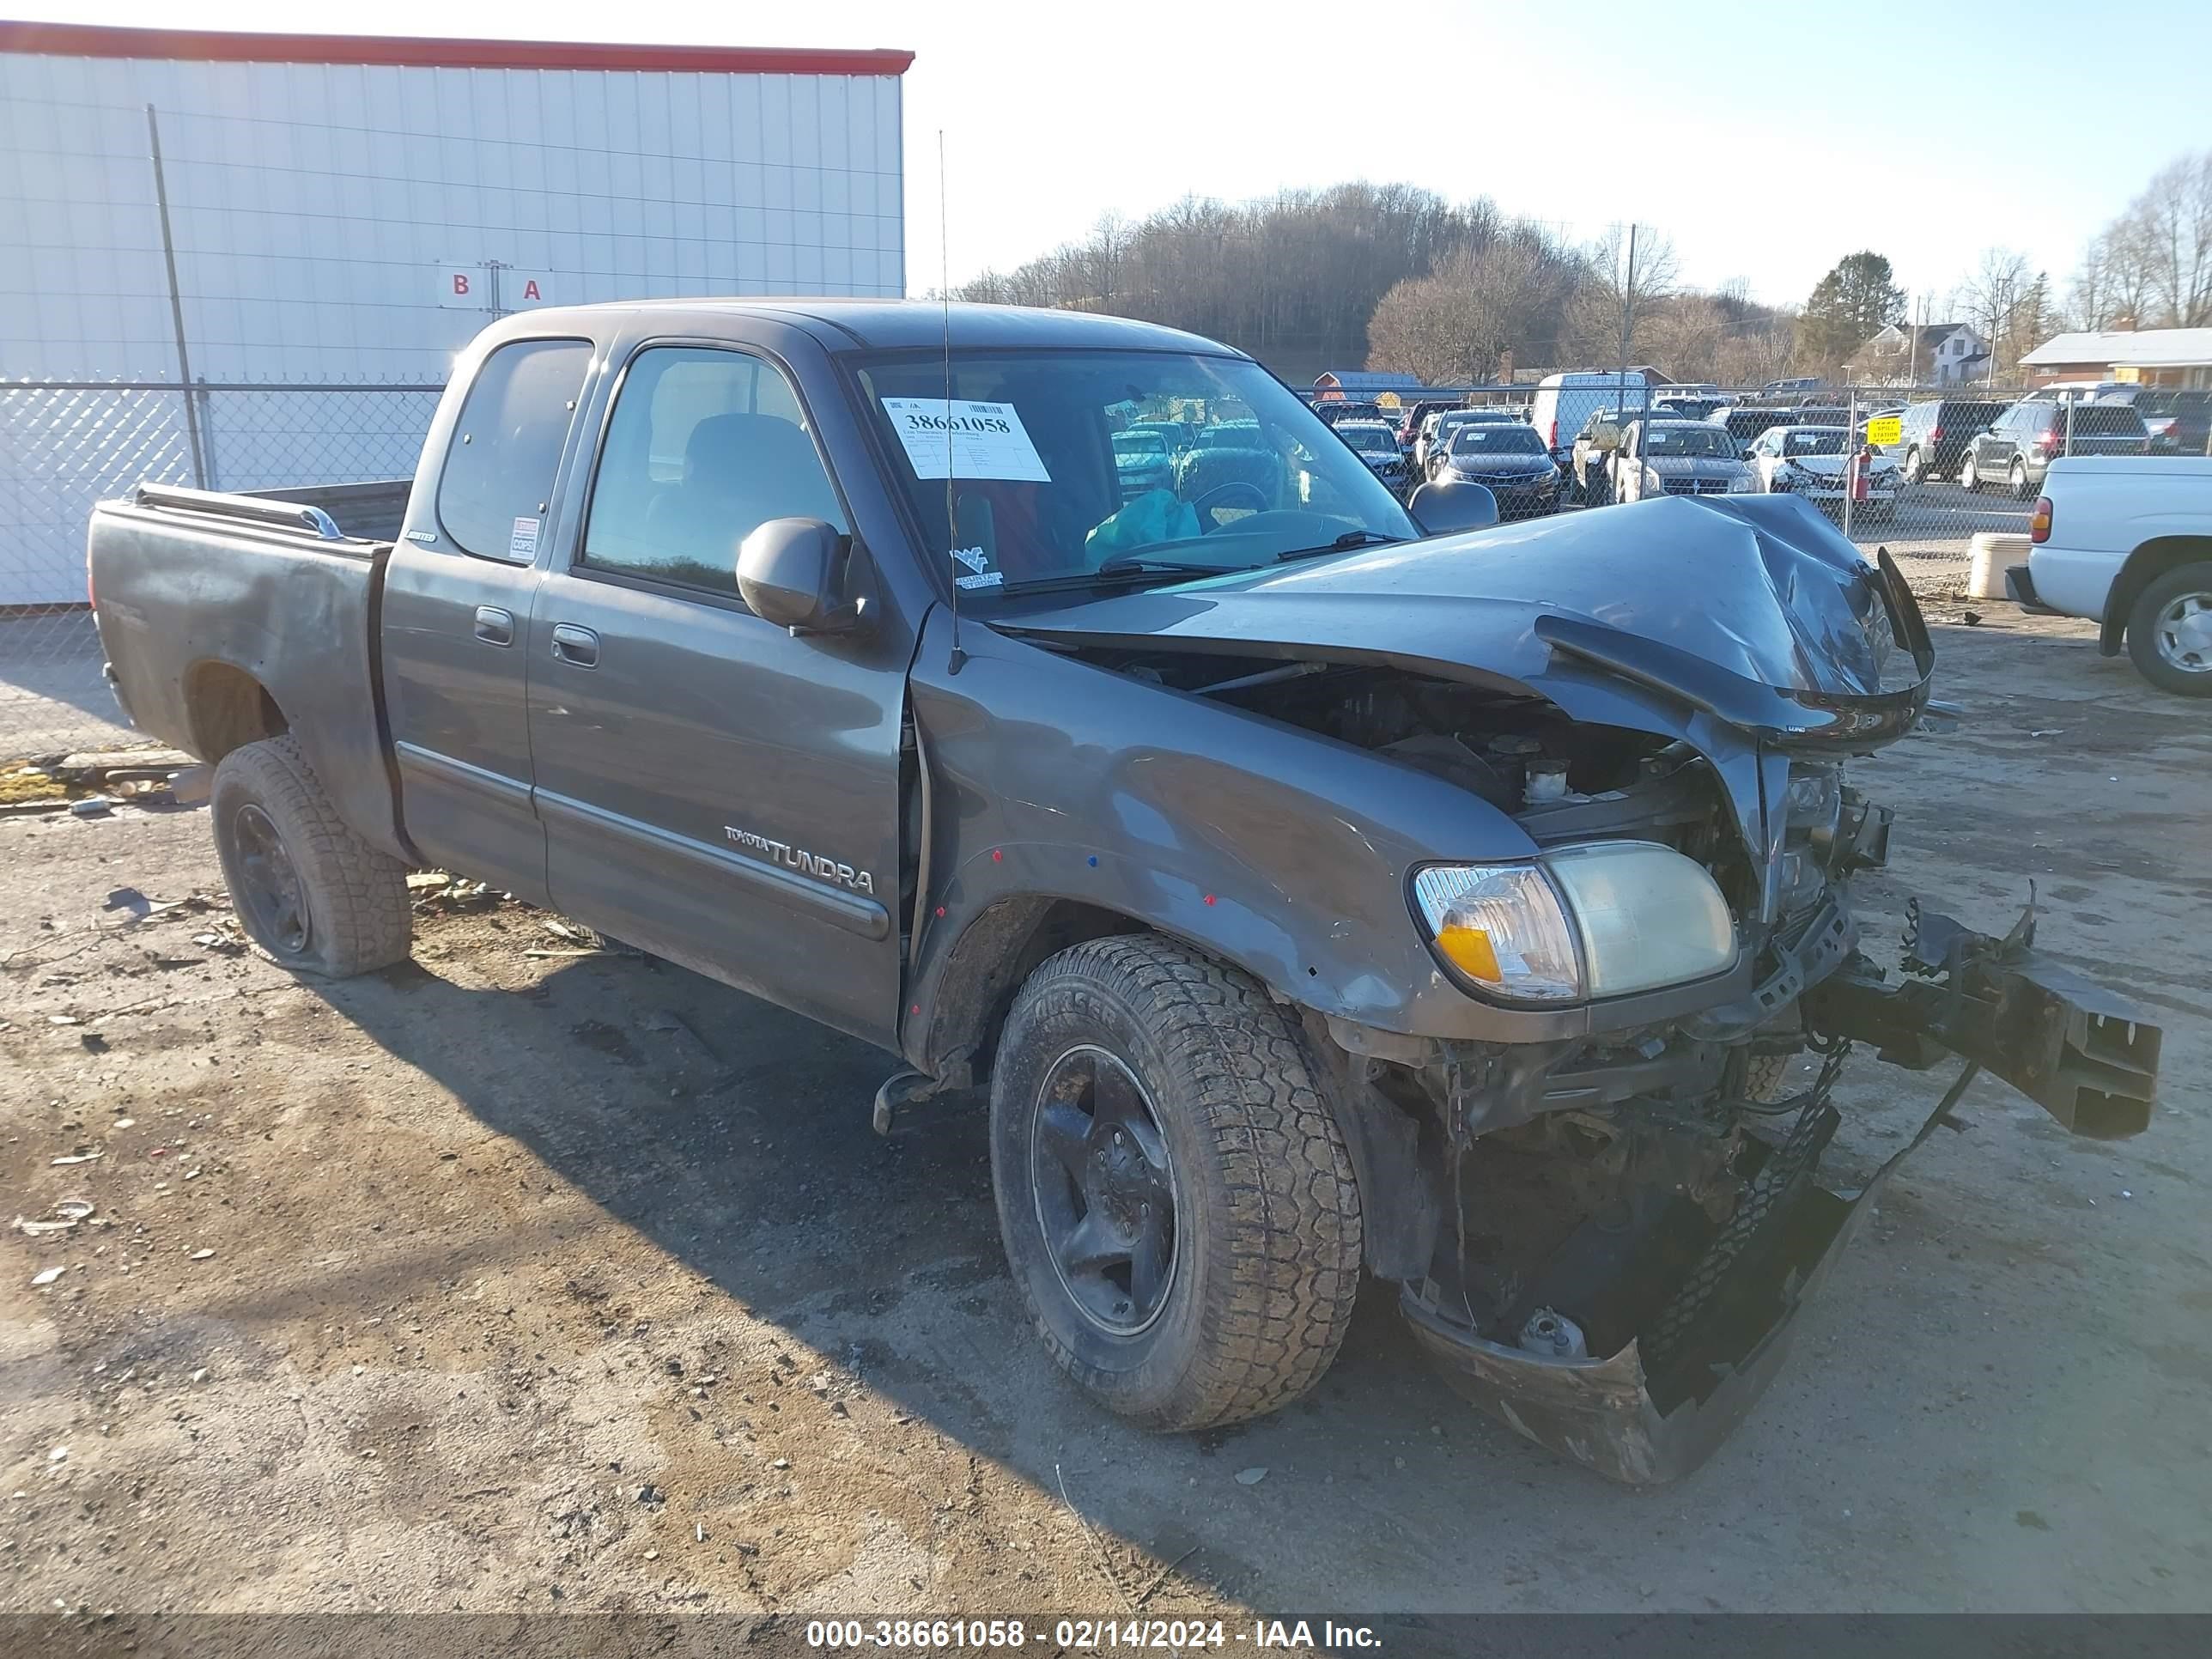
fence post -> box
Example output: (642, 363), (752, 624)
(145, 105), (206, 490)
(1842, 386), (1856, 539)
(195, 378), (219, 491)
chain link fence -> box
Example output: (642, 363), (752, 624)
(0, 381), (441, 757)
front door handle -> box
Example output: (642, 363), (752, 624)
(550, 623), (600, 668)
(472, 605), (514, 647)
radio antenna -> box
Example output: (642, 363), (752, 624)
(940, 129), (965, 673)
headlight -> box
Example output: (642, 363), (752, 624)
(1413, 842), (1737, 1004)
(1726, 471), (1755, 493)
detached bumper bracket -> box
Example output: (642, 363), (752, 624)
(1806, 924), (2160, 1139)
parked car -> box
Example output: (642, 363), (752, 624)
(2029, 386), (2212, 457)
(2130, 390), (2212, 455)
(1429, 422), (1561, 516)
(1528, 368), (1666, 471)
(1334, 419), (1412, 490)
(1124, 417), (1195, 457)
(1111, 428), (1176, 498)
(1883, 398), (2008, 483)
(1747, 424), (1900, 520)
(1314, 399), (1386, 428)
(1713, 405), (1800, 455)
(1597, 418), (1757, 505)
(1567, 409), (1632, 501)
(2014, 455), (2212, 696)
(1416, 408), (1521, 476)
(84, 300), (2156, 1486)
(1396, 398), (1455, 453)
(1962, 399), (2150, 498)
(1653, 395), (1726, 422)
(1762, 376), (1824, 397)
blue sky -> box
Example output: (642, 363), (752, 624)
(44, 0), (2212, 314)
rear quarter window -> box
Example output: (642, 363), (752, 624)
(435, 338), (594, 562)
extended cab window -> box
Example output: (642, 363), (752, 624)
(581, 346), (846, 596)
(435, 338), (592, 562)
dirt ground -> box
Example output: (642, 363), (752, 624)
(3, 603), (2208, 1623)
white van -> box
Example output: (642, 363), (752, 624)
(1528, 368), (1668, 468)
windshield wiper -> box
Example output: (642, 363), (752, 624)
(993, 556), (1235, 599)
(1274, 529), (1404, 562)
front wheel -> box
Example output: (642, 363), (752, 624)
(1960, 449), (1982, 492)
(990, 934), (1363, 1432)
(210, 736), (411, 976)
(2127, 562), (2212, 697)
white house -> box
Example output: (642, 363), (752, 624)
(1847, 322), (1990, 386)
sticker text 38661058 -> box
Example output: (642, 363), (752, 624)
(880, 398), (1051, 483)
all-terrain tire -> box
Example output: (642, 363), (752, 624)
(1743, 1050), (1796, 1103)
(2126, 561), (2212, 697)
(989, 933), (1363, 1433)
(210, 735), (411, 977)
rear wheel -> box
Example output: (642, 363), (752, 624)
(1902, 446), (1924, 484)
(210, 736), (410, 977)
(2126, 562), (2212, 697)
(990, 934), (1362, 1432)
(2010, 459), (2034, 501)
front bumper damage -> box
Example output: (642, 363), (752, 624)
(1403, 897), (2160, 1486)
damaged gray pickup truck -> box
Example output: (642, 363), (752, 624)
(88, 302), (2160, 1484)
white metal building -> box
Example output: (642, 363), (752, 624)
(0, 21), (912, 604)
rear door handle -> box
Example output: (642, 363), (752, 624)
(550, 623), (600, 668)
(472, 605), (514, 647)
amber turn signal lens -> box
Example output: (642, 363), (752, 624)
(1436, 924), (1502, 982)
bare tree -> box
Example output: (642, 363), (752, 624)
(1366, 232), (1574, 383)
(1559, 226), (1680, 366)
(1953, 247), (2033, 375)
(2067, 149), (2212, 330)
(2131, 150), (2212, 326)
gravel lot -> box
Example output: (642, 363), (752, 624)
(3, 602), (2207, 1620)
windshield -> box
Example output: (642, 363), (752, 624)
(1780, 429), (1847, 457)
(1643, 425), (1733, 458)
(1450, 426), (1546, 456)
(1340, 424), (1396, 453)
(854, 349), (1419, 602)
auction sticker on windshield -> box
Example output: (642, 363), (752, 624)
(881, 398), (1051, 482)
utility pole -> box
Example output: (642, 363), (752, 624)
(1616, 223), (1638, 416)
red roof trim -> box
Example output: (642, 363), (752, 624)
(0, 21), (913, 76)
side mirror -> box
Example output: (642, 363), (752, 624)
(736, 517), (866, 635)
(1407, 479), (1499, 537)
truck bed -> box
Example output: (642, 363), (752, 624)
(87, 479), (410, 861)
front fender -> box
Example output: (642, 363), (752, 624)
(897, 610), (1540, 1074)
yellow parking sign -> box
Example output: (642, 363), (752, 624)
(1864, 416), (1903, 447)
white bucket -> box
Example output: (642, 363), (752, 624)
(1968, 532), (2029, 602)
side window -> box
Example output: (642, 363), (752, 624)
(581, 346), (846, 596)
(435, 339), (592, 562)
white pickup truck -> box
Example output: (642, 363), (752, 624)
(2012, 455), (2212, 696)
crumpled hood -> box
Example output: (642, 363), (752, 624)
(997, 494), (1934, 745)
